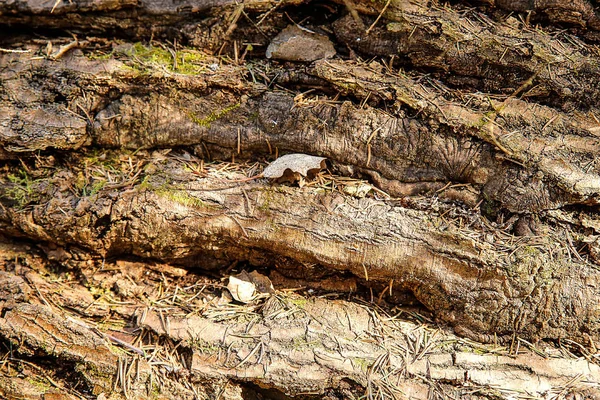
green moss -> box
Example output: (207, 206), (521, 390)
(127, 42), (209, 75)
(189, 103), (241, 128)
(531, 43), (559, 64)
(4, 170), (42, 208)
(439, 19), (466, 43)
(156, 188), (216, 209)
(137, 175), (153, 191)
(292, 336), (320, 350)
(257, 187), (277, 213)
(178, 52), (211, 75)
(522, 245), (540, 256)
(82, 151), (120, 175)
(188, 337), (219, 354)
(506, 244), (564, 291)
(352, 357), (373, 372)
(76, 362), (114, 393)
(106, 344), (130, 357)
(78, 177), (107, 197)
(290, 298), (308, 308)
(150, 382), (162, 398)
(97, 318), (127, 332)
(258, 197), (271, 212)
(82, 150), (111, 167)
(26, 376), (52, 392)
(248, 111), (260, 122)
(119, 64), (141, 75)
(90, 179), (107, 195)
(86, 50), (114, 60)
(88, 285), (111, 299)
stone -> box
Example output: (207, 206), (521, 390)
(266, 25), (336, 62)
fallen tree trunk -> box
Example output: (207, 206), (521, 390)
(1, 154), (600, 346)
(2, 0), (600, 398)
(2, 39), (600, 343)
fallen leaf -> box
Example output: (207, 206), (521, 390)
(227, 276), (256, 303)
(262, 153), (327, 180)
(226, 271), (275, 303)
(248, 270), (275, 294)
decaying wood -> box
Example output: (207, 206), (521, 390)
(1, 243), (599, 399)
(2, 0), (600, 398)
(1, 155), (600, 347)
(2, 48), (599, 213)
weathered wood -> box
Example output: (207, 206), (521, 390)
(2, 49), (599, 213)
(1, 156), (599, 345)
(479, 0), (600, 33)
(1, 245), (599, 399)
(1, 0), (600, 343)
(2, 0), (600, 397)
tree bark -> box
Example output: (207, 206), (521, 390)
(2, 242), (600, 399)
(1, 0), (600, 398)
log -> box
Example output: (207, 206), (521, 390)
(2, 0), (600, 397)
(1, 153), (600, 345)
(1, 242), (599, 399)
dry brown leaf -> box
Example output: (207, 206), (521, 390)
(262, 153), (327, 180)
(226, 270), (274, 303)
(227, 275), (256, 303)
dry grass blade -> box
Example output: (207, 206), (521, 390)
(366, 0), (392, 35)
(404, 327), (438, 362)
(203, 302), (260, 321)
(234, 341), (263, 369)
(342, 0), (364, 28)
(257, 0), (283, 25)
(50, 0), (61, 13)
(0, 48), (31, 53)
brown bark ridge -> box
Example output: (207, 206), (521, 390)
(480, 0), (600, 33)
(2, 0), (600, 398)
(2, 47), (599, 212)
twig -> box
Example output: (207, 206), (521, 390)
(0, 48), (31, 53)
(50, 38), (78, 60)
(229, 215), (249, 237)
(225, 3), (244, 37)
(51, 0), (62, 13)
(366, 126), (382, 167)
(342, 0), (364, 29)
(257, 0), (283, 25)
(234, 341), (262, 368)
(366, 0), (391, 35)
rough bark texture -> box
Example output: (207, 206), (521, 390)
(2, 0), (600, 398)
(2, 240), (600, 399)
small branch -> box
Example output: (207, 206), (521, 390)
(366, 0), (392, 35)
